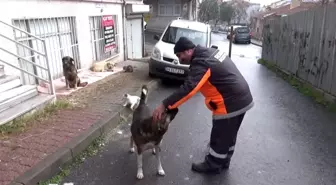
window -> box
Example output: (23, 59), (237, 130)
(162, 26), (208, 47)
(159, 5), (165, 15)
(89, 15), (120, 62)
(158, 0), (181, 16)
(174, 4), (181, 15)
(13, 17), (80, 81)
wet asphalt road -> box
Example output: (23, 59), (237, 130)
(62, 34), (336, 185)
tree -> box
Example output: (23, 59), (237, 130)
(219, 2), (235, 24)
(230, 0), (249, 24)
(198, 0), (219, 23)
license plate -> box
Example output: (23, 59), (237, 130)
(165, 67), (184, 74)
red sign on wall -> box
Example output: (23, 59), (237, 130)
(102, 15), (116, 53)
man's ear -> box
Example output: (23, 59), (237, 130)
(186, 49), (193, 55)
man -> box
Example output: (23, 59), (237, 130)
(152, 37), (254, 174)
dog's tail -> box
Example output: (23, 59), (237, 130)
(139, 85), (148, 104)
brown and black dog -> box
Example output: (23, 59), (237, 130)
(129, 85), (179, 180)
(62, 56), (88, 89)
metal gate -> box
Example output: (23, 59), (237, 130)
(13, 17), (80, 82)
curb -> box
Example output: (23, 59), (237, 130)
(251, 41), (262, 47)
(11, 79), (161, 185)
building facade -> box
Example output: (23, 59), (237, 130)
(0, 0), (149, 125)
(0, 0), (150, 80)
(143, 0), (200, 33)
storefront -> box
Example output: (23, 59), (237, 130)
(0, 0), (124, 82)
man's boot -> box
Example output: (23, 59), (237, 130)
(191, 155), (229, 174)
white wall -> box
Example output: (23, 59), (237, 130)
(0, 0), (124, 77)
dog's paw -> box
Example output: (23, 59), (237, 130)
(157, 169), (165, 176)
(136, 171), (144, 179)
(129, 147), (135, 153)
(152, 148), (156, 155)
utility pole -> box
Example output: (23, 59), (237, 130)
(229, 26), (233, 58)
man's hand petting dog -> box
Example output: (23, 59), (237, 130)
(152, 103), (165, 123)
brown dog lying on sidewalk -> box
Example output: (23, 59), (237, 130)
(62, 56), (88, 89)
(129, 85), (179, 180)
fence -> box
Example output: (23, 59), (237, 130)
(12, 17), (80, 82)
(261, 4), (336, 97)
(0, 20), (55, 95)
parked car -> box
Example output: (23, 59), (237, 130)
(230, 26), (251, 44)
(225, 24), (244, 35)
(148, 18), (216, 81)
(226, 26), (251, 44)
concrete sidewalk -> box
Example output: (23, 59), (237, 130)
(0, 60), (159, 185)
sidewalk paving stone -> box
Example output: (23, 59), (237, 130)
(0, 60), (158, 185)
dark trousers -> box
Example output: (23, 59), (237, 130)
(206, 113), (246, 165)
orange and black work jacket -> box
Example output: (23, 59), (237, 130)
(162, 45), (254, 119)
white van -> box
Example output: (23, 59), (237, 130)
(148, 19), (215, 80)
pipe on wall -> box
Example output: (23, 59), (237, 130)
(122, 0), (127, 61)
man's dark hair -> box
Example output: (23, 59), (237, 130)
(174, 37), (196, 54)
